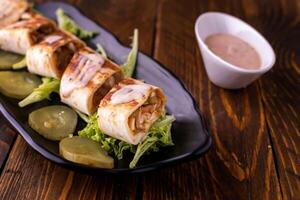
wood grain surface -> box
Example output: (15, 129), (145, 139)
(142, 0), (281, 199)
(0, 114), (16, 171)
(0, 0), (299, 199)
(257, 0), (300, 199)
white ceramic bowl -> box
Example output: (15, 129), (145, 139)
(195, 12), (275, 89)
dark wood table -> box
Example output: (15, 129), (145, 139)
(0, 0), (299, 199)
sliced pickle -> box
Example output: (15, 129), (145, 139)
(60, 136), (114, 169)
(29, 105), (78, 141)
(0, 71), (41, 99)
(0, 50), (24, 70)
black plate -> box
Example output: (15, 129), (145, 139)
(0, 2), (211, 174)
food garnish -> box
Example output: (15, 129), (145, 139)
(29, 105), (78, 141)
(12, 56), (26, 69)
(0, 4), (175, 169)
(0, 50), (24, 70)
(60, 136), (114, 168)
(96, 43), (107, 58)
(122, 29), (138, 77)
(0, 71), (41, 99)
(56, 8), (97, 40)
(19, 77), (60, 107)
(79, 113), (175, 168)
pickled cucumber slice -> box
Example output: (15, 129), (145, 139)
(29, 105), (77, 141)
(0, 71), (41, 99)
(0, 50), (24, 70)
(60, 136), (114, 169)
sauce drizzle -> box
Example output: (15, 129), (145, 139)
(61, 53), (105, 97)
(110, 84), (151, 105)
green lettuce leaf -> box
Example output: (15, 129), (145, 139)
(56, 8), (97, 40)
(29, 3), (42, 15)
(12, 56), (26, 69)
(96, 43), (107, 58)
(122, 29), (138, 77)
(129, 115), (175, 168)
(78, 114), (134, 159)
(18, 77), (60, 107)
(78, 113), (175, 168)
(74, 109), (90, 123)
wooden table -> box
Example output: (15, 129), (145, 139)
(0, 0), (299, 199)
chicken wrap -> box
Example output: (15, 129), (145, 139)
(60, 48), (124, 115)
(0, 0), (29, 28)
(26, 30), (84, 79)
(97, 78), (166, 145)
(0, 12), (56, 54)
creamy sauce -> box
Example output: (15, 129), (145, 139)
(44, 35), (63, 44)
(61, 53), (105, 97)
(205, 33), (261, 70)
(110, 84), (151, 105)
(8, 16), (48, 29)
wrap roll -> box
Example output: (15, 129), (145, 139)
(0, 0), (29, 28)
(26, 30), (84, 79)
(97, 78), (166, 145)
(60, 47), (124, 115)
(0, 12), (56, 54)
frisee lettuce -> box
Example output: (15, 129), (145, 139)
(78, 113), (175, 168)
(122, 29), (138, 77)
(78, 114), (134, 160)
(18, 77), (60, 107)
(129, 115), (175, 168)
(56, 8), (97, 40)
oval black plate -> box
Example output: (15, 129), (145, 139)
(0, 2), (211, 174)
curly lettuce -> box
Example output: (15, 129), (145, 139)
(56, 8), (97, 40)
(78, 114), (134, 159)
(78, 113), (175, 168)
(129, 115), (175, 168)
(122, 29), (138, 77)
(18, 77), (60, 107)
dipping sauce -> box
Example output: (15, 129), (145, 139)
(205, 33), (261, 70)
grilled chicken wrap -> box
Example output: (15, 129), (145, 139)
(97, 78), (166, 145)
(27, 30), (84, 79)
(60, 48), (124, 115)
(0, 12), (56, 54)
(0, 0), (28, 28)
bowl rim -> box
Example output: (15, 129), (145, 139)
(195, 11), (276, 74)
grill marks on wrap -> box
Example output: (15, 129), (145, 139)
(8, 14), (53, 30)
(26, 30), (84, 79)
(0, 0), (28, 28)
(43, 32), (80, 74)
(91, 62), (124, 107)
(60, 48), (124, 114)
(7, 13), (56, 43)
(0, 11), (56, 54)
(110, 85), (150, 105)
(61, 50), (105, 97)
(101, 79), (140, 107)
(39, 30), (82, 50)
